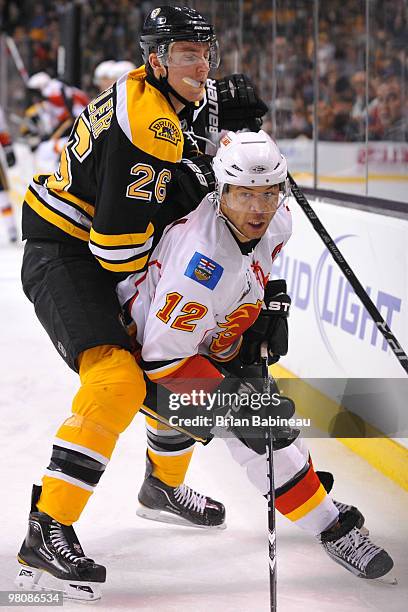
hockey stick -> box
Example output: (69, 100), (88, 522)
(288, 172), (408, 376)
(261, 341), (277, 611)
(5, 36), (29, 84)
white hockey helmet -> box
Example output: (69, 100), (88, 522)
(93, 60), (116, 86)
(27, 72), (51, 93)
(213, 131), (288, 200)
(112, 61), (136, 80)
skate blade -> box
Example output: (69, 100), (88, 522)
(136, 504), (227, 530)
(15, 563), (102, 601)
(374, 574), (398, 586)
(325, 553), (396, 584)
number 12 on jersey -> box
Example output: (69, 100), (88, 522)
(156, 292), (208, 332)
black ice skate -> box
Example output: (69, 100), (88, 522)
(16, 485), (106, 601)
(320, 510), (395, 582)
(137, 457), (226, 528)
(317, 470), (367, 534)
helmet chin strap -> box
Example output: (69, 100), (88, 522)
(212, 188), (254, 242)
(214, 202), (254, 242)
(146, 63), (195, 110)
(160, 70), (194, 108)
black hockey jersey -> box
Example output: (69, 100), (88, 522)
(22, 65), (185, 275)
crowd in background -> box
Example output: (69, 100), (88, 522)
(1, 0), (407, 142)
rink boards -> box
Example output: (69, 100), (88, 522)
(272, 194), (408, 487)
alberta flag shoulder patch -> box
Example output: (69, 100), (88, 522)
(184, 252), (223, 290)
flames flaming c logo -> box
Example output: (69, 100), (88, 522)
(210, 301), (262, 353)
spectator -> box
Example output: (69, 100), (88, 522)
(370, 76), (408, 141)
(350, 71), (367, 121)
(2, 0), (407, 145)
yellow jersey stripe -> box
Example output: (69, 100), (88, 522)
(89, 236), (153, 263)
(94, 253), (149, 273)
(33, 174), (47, 185)
(285, 483), (327, 522)
(45, 145), (72, 191)
(49, 188), (95, 217)
(25, 103), (40, 117)
(90, 223), (154, 248)
(25, 188), (90, 242)
(29, 181), (92, 228)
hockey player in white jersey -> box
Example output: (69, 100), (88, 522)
(93, 61), (136, 93)
(21, 72), (89, 173)
(118, 130), (394, 581)
(93, 60), (117, 92)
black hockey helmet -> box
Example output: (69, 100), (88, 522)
(140, 5), (219, 68)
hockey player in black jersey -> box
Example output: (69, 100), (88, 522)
(17, 5), (269, 600)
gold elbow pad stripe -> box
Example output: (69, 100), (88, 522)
(93, 253), (150, 273)
(89, 225), (154, 272)
(90, 223), (154, 247)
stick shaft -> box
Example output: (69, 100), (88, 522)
(5, 36), (29, 84)
(261, 342), (277, 610)
(288, 173), (408, 376)
(265, 426), (277, 611)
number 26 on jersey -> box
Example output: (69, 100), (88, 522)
(126, 163), (171, 204)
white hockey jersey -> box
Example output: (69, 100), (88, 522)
(117, 194), (292, 381)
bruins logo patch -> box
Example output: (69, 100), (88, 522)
(149, 118), (181, 146)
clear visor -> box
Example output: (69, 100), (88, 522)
(221, 181), (290, 213)
(157, 40), (220, 69)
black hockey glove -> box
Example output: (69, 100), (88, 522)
(171, 154), (216, 214)
(211, 358), (299, 453)
(239, 279), (291, 366)
(221, 380), (298, 453)
(206, 73), (269, 133)
(4, 144), (16, 167)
